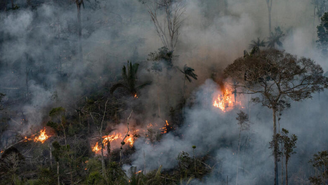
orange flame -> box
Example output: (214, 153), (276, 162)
(161, 120), (171, 134)
(134, 94), (138, 98)
(125, 135), (134, 147)
(33, 128), (49, 143)
(136, 170), (142, 174)
(213, 87), (241, 112)
(102, 133), (121, 145)
(92, 142), (100, 153)
(0, 151), (3, 154)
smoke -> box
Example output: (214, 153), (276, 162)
(1, 0), (328, 184)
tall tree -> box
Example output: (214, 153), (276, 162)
(224, 49), (328, 185)
(49, 107), (67, 145)
(267, 27), (285, 49)
(110, 61), (152, 97)
(280, 128), (297, 185)
(249, 38), (266, 49)
(73, 0), (84, 63)
(309, 151), (328, 184)
(235, 111), (250, 185)
(178, 64), (198, 99)
(317, 12), (328, 55)
(266, 0), (273, 34)
(143, 0), (185, 52)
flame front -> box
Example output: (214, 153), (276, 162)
(213, 87), (240, 112)
(92, 121), (173, 154)
(102, 133), (121, 145)
(134, 94), (138, 98)
(34, 128), (49, 143)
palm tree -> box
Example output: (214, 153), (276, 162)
(267, 27), (285, 48)
(110, 61), (152, 97)
(179, 64), (198, 98)
(249, 38), (266, 49)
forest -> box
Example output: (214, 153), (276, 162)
(1, 0), (328, 184)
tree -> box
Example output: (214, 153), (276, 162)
(73, 0), (84, 63)
(312, 0), (328, 19)
(178, 64), (198, 99)
(224, 49), (328, 185)
(110, 61), (152, 97)
(235, 111), (250, 185)
(143, 0), (185, 52)
(280, 128), (297, 185)
(0, 93), (5, 111)
(0, 147), (25, 184)
(148, 46), (174, 69)
(267, 27), (285, 49)
(270, 128), (297, 185)
(249, 38), (266, 49)
(265, 0), (273, 33)
(309, 151), (328, 185)
(317, 12), (328, 55)
(52, 141), (72, 185)
(49, 107), (67, 145)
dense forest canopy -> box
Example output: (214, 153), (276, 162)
(1, 0), (328, 185)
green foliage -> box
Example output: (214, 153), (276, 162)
(0, 147), (25, 184)
(87, 171), (105, 185)
(249, 37), (266, 49)
(317, 12), (328, 55)
(309, 151), (328, 184)
(46, 121), (58, 130)
(49, 107), (65, 118)
(148, 46), (174, 69)
(128, 166), (146, 185)
(52, 141), (71, 162)
(224, 49), (328, 111)
(280, 128), (297, 163)
(30, 168), (57, 185)
(110, 61), (152, 96)
(179, 65), (198, 83)
(267, 27), (285, 48)
(107, 162), (128, 183)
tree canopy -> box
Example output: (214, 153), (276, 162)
(224, 49), (328, 110)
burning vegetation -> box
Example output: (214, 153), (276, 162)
(213, 85), (242, 112)
(33, 128), (49, 144)
(2, 1), (328, 184)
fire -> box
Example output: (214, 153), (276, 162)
(92, 121), (174, 154)
(92, 132), (136, 154)
(125, 135), (134, 147)
(161, 120), (171, 134)
(213, 87), (240, 112)
(92, 142), (100, 153)
(134, 94), (138, 98)
(136, 170), (142, 174)
(102, 133), (121, 145)
(0, 151), (3, 154)
(33, 128), (49, 143)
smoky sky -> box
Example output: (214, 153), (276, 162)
(1, 0), (328, 184)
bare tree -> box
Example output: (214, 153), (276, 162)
(224, 49), (328, 185)
(144, 0), (185, 52)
